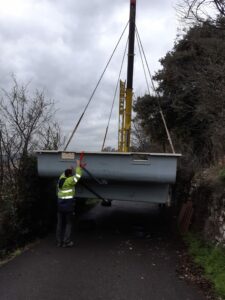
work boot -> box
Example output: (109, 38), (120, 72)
(62, 241), (74, 248)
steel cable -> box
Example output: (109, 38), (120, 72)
(101, 38), (129, 151)
(135, 26), (175, 153)
(64, 21), (129, 150)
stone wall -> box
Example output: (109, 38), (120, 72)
(205, 196), (225, 245)
(190, 170), (225, 246)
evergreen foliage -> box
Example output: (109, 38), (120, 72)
(134, 18), (225, 167)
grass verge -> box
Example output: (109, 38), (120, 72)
(185, 233), (225, 299)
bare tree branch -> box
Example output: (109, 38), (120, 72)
(176, 0), (225, 26)
(0, 76), (65, 199)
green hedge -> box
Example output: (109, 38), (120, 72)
(0, 156), (56, 257)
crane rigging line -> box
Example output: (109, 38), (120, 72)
(64, 21), (129, 151)
(135, 27), (160, 107)
(135, 29), (150, 97)
(135, 26), (175, 154)
(101, 38), (129, 151)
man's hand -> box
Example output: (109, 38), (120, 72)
(76, 159), (81, 167)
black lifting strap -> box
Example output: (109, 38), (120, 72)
(80, 181), (111, 207)
(80, 167), (111, 207)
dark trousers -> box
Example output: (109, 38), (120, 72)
(56, 211), (73, 244)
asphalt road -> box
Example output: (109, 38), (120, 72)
(0, 201), (205, 300)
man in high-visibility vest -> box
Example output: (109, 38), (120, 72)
(56, 160), (82, 247)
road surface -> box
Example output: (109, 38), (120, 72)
(0, 201), (205, 300)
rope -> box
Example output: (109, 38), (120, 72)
(64, 21), (129, 150)
(136, 30), (150, 96)
(135, 26), (175, 153)
(101, 38), (129, 151)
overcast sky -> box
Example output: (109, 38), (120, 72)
(0, 0), (179, 151)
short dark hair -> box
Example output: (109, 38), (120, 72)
(65, 169), (72, 177)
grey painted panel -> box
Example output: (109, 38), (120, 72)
(36, 151), (180, 203)
(76, 181), (169, 203)
(36, 151), (179, 184)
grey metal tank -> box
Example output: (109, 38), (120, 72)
(36, 151), (181, 204)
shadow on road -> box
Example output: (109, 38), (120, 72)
(76, 201), (177, 241)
